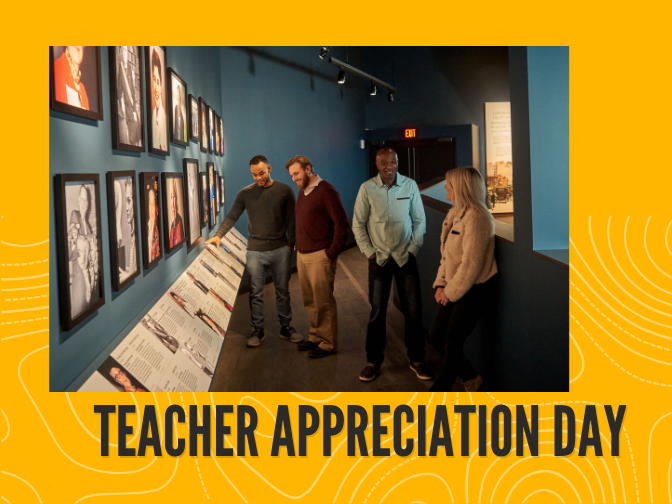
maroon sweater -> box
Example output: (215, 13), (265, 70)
(295, 180), (350, 260)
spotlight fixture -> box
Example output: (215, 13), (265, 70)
(337, 70), (346, 84)
(370, 82), (377, 96)
(328, 57), (398, 100)
(387, 91), (395, 102)
(319, 46), (331, 59)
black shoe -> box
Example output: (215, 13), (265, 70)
(308, 347), (337, 358)
(247, 328), (265, 347)
(410, 362), (433, 380)
(298, 340), (320, 351)
(280, 325), (303, 343)
(359, 363), (381, 382)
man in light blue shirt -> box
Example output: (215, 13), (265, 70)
(353, 147), (431, 383)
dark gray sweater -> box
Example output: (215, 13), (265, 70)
(215, 181), (296, 251)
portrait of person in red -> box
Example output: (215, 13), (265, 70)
(53, 46), (90, 110)
(169, 178), (183, 247)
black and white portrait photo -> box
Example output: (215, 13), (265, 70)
(188, 94), (199, 142)
(106, 172), (140, 290)
(199, 172), (208, 227)
(168, 68), (188, 146)
(199, 98), (208, 153)
(54, 174), (106, 330)
(183, 158), (201, 249)
(208, 106), (214, 152)
(219, 116), (225, 155)
(145, 46), (169, 156)
(110, 46), (144, 151)
(97, 355), (148, 392)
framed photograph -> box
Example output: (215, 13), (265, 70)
(207, 162), (216, 229)
(98, 355), (150, 392)
(214, 113), (221, 155)
(145, 46), (169, 156)
(220, 174), (225, 206)
(199, 98), (208, 153)
(50, 46), (103, 121)
(162, 172), (186, 253)
(207, 106), (215, 153)
(53, 174), (105, 331)
(183, 159), (202, 250)
(219, 116), (225, 156)
(199, 172), (209, 228)
(215, 173), (220, 211)
(168, 68), (188, 147)
(106, 171), (141, 291)
(188, 94), (199, 142)
(109, 47), (144, 152)
(139, 172), (163, 269)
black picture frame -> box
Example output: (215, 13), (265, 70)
(161, 172), (186, 254)
(53, 173), (106, 331)
(214, 113), (221, 156)
(220, 174), (225, 206)
(207, 162), (216, 229)
(139, 172), (163, 269)
(188, 94), (199, 142)
(183, 158), (202, 250)
(207, 105), (214, 154)
(106, 171), (141, 291)
(199, 172), (208, 228)
(145, 46), (170, 156)
(199, 98), (208, 153)
(219, 116), (225, 156)
(49, 46), (104, 121)
(167, 68), (188, 147)
(109, 46), (145, 152)
(217, 173), (222, 210)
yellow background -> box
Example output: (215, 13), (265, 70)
(1, 6), (671, 503)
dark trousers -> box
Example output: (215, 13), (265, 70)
(429, 276), (496, 390)
(366, 255), (425, 365)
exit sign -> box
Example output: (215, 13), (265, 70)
(404, 129), (416, 138)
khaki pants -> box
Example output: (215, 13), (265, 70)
(297, 250), (338, 351)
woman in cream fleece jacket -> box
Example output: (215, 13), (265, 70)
(429, 167), (497, 392)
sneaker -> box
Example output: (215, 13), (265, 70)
(247, 328), (265, 347)
(409, 362), (433, 380)
(298, 340), (320, 351)
(280, 326), (303, 343)
(308, 347), (337, 359)
(359, 363), (381, 382)
(462, 374), (483, 392)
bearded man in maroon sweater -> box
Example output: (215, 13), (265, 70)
(286, 155), (350, 358)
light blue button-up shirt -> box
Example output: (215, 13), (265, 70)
(352, 173), (426, 267)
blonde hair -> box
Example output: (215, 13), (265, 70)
(445, 167), (490, 217)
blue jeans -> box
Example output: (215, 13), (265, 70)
(247, 246), (292, 329)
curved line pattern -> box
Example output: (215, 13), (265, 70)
(1, 306), (49, 314)
(1, 329), (48, 342)
(569, 333), (585, 384)
(0, 284), (49, 292)
(648, 412), (672, 503)
(522, 489), (566, 503)
(624, 217), (670, 294)
(645, 217), (671, 279)
(569, 249), (671, 336)
(18, 346), (159, 474)
(0, 471), (42, 503)
(0, 273), (49, 281)
(607, 217), (670, 305)
(589, 217), (670, 316)
(502, 471), (581, 503)
(379, 473), (454, 503)
(238, 396), (277, 439)
(1, 409), (9, 443)
(666, 221), (671, 257)
(0, 239), (49, 247)
(570, 296), (671, 365)
(289, 392), (342, 403)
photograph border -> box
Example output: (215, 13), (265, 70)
(108, 46), (145, 152)
(49, 46), (104, 121)
(199, 97), (208, 153)
(167, 67), (189, 147)
(161, 172), (186, 255)
(207, 162), (215, 230)
(188, 94), (199, 142)
(106, 170), (141, 291)
(198, 172), (208, 228)
(207, 105), (214, 154)
(182, 158), (202, 251)
(144, 46), (170, 156)
(138, 171), (163, 270)
(53, 173), (106, 331)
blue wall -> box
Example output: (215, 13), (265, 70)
(49, 46), (369, 391)
(528, 46), (570, 251)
